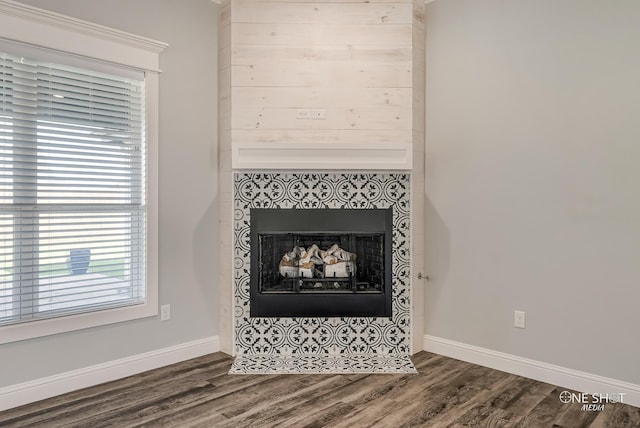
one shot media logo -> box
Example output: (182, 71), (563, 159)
(559, 391), (626, 412)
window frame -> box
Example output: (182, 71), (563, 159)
(0, 0), (165, 344)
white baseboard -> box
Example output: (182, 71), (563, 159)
(0, 336), (220, 412)
(424, 335), (640, 408)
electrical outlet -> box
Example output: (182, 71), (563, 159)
(514, 310), (525, 329)
(161, 304), (171, 321)
(295, 109), (326, 120)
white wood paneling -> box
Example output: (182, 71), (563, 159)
(231, 1), (413, 24)
(232, 86), (412, 108)
(231, 62), (412, 88)
(231, 23), (412, 46)
(226, 0), (418, 155)
(232, 107), (412, 130)
(232, 46), (412, 64)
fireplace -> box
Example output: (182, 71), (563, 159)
(250, 208), (393, 318)
(231, 173), (411, 360)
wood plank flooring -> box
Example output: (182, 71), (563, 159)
(1, 351), (639, 427)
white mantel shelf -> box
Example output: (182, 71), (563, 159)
(231, 142), (413, 171)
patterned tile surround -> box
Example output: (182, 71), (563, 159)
(230, 173), (415, 374)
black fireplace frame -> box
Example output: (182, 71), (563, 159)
(249, 208), (393, 318)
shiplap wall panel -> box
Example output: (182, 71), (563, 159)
(227, 0), (418, 149)
(230, 0), (415, 144)
(232, 62), (412, 88)
(232, 45), (412, 64)
(232, 87), (412, 108)
(232, 1), (412, 24)
(232, 107), (412, 130)
(231, 23), (412, 46)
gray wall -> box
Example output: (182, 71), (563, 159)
(424, 0), (640, 384)
(0, 0), (219, 387)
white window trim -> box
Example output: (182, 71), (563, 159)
(0, 0), (166, 344)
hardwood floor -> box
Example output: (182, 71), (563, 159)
(1, 351), (639, 427)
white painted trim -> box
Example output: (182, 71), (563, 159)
(424, 335), (640, 408)
(0, 302), (159, 346)
(229, 173), (236, 356)
(0, 0), (167, 71)
(0, 336), (221, 412)
(232, 142), (413, 171)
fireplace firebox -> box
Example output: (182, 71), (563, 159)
(250, 208), (393, 318)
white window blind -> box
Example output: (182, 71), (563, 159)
(0, 50), (146, 326)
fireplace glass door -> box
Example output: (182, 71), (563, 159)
(259, 233), (384, 294)
(250, 208), (392, 318)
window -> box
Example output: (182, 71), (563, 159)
(0, 1), (165, 343)
(0, 51), (145, 326)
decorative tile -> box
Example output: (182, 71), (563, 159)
(229, 353), (417, 375)
(232, 173), (411, 371)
